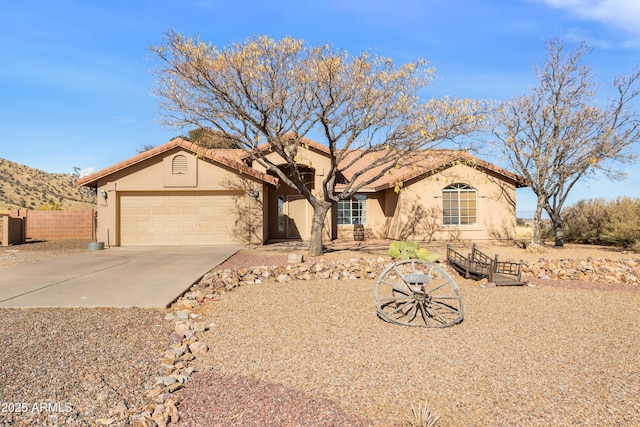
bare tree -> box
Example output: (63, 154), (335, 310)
(150, 31), (488, 255)
(492, 38), (640, 246)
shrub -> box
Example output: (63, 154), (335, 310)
(563, 198), (609, 244)
(388, 240), (440, 262)
(563, 197), (640, 250)
(540, 220), (555, 241)
(38, 201), (62, 210)
(602, 197), (640, 249)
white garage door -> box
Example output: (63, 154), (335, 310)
(119, 192), (244, 246)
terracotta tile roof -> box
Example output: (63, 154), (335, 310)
(246, 134), (332, 160)
(78, 138), (278, 187)
(245, 134), (526, 190)
(336, 149), (527, 191)
(78, 136), (526, 192)
(210, 148), (247, 160)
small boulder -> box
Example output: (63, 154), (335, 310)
(169, 332), (185, 342)
(189, 341), (209, 356)
(287, 253), (303, 264)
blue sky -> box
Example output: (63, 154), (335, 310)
(2, 0), (640, 216)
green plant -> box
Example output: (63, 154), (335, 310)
(37, 201), (62, 210)
(403, 401), (440, 427)
(388, 240), (439, 262)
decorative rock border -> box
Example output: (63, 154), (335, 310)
(522, 258), (640, 284)
(131, 308), (213, 427)
(130, 257), (391, 426)
(129, 255), (639, 426)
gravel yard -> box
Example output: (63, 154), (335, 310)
(178, 274), (640, 426)
(0, 307), (172, 426)
(0, 241), (173, 426)
(0, 240), (638, 426)
(0, 239), (91, 268)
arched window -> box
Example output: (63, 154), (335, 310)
(172, 155), (188, 174)
(442, 183), (476, 225)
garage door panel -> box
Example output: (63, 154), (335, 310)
(183, 234), (202, 244)
(199, 207), (213, 215)
(152, 219), (168, 227)
(119, 192), (243, 246)
(183, 206), (198, 215)
(152, 206), (168, 215)
(167, 205), (182, 215)
(198, 220), (213, 228)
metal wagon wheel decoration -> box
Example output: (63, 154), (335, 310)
(375, 259), (464, 328)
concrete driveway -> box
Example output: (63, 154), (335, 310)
(0, 246), (241, 308)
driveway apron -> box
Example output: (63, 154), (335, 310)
(0, 246), (241, 308)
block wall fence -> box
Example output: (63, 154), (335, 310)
(1, 210), (96, 246)
(1, 215), (25, 246)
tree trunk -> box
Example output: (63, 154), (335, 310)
(547, 209), (565, 247)
(554, 222), (565, 246)
(308, 200), (332, 256)
(532, 197), (545, 245)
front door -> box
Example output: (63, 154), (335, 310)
(287, 195), (307, 239)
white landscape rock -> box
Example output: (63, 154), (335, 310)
(189, 341), (209, 356)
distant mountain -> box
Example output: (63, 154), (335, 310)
(516, 210), (535, 220)
(516, 210), (550, 220)
(0, 158), (96, 212)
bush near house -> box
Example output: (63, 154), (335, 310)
(563, 197), (640, 252)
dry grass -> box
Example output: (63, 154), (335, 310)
(0, 158), (94, 210)
(516, 225), (534, 239)
(403, 401), (441, 427)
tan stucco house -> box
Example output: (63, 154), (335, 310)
(78, 137), (527, 246)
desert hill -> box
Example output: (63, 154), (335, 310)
(0, 158), (96, 212)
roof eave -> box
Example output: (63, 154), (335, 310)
(77, 138), (279, 187)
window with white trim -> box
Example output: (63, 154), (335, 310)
(337, 195), (367, 225)
(442, 183), (476, 225)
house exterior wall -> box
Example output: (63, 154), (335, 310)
(256, 147), (334, 240)
(94, 148), (265, 246)
(258, 148), (517, 243)
(85, 142), (521, 246)
(383, 163), (517, 241)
